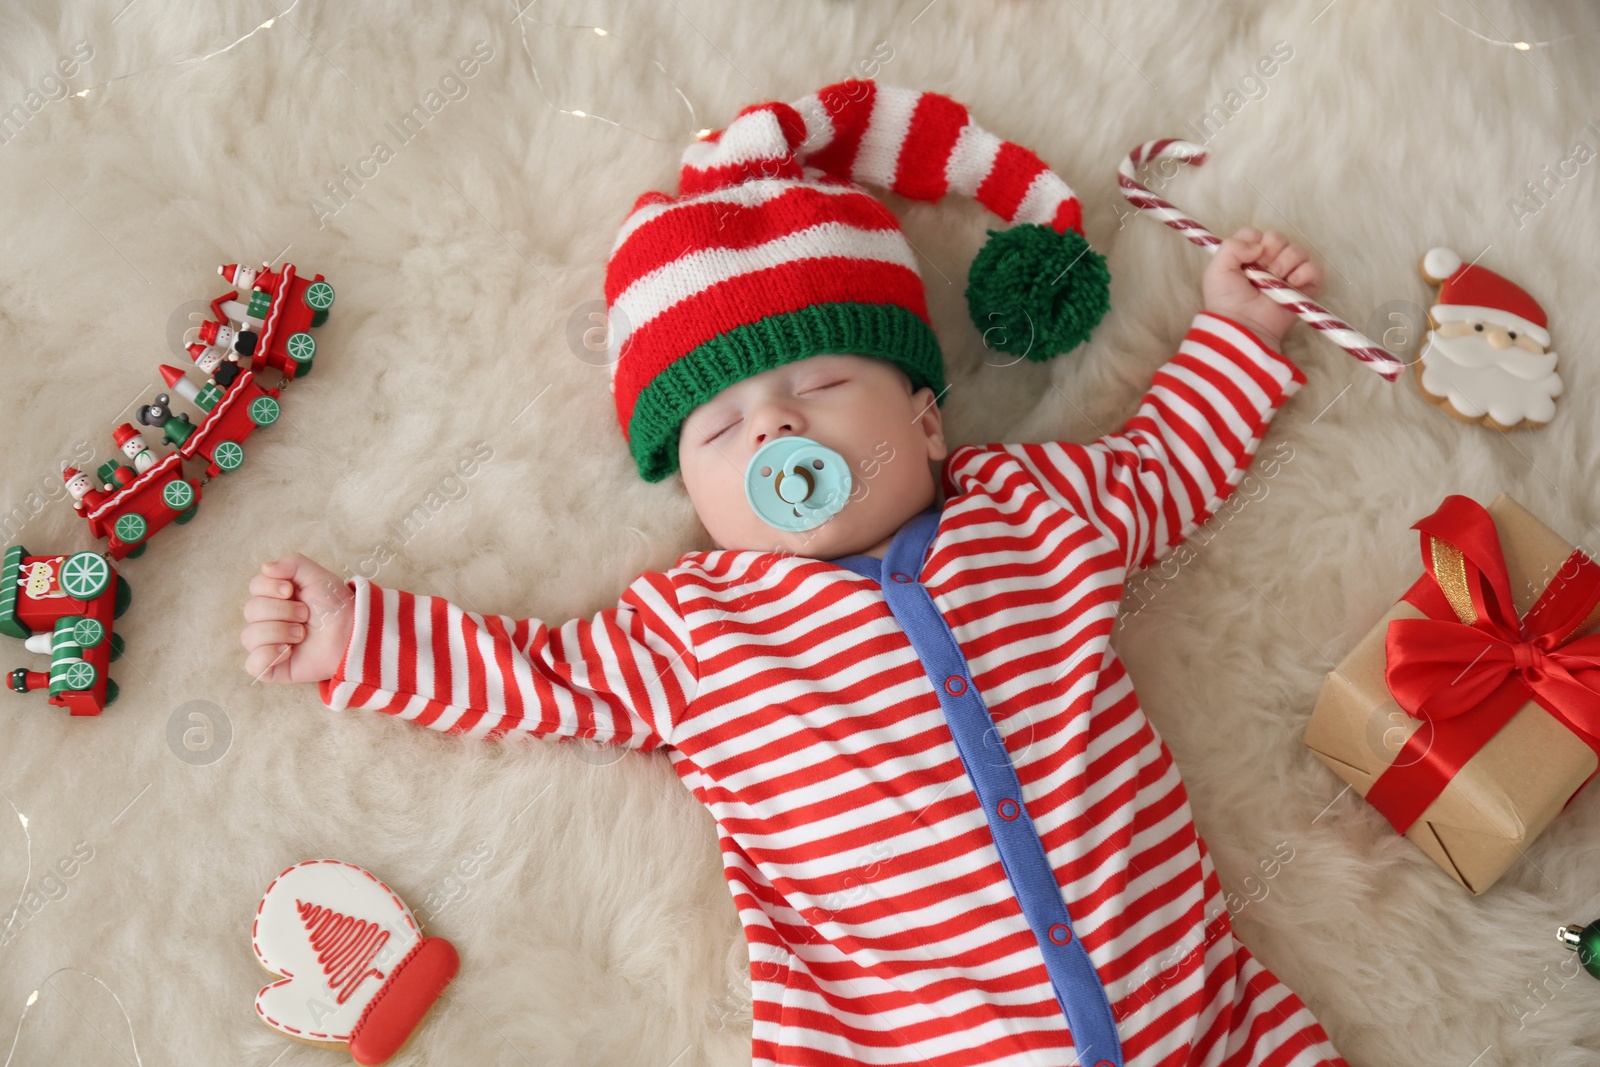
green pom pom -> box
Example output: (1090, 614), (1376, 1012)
(965, 224), (1111, 362)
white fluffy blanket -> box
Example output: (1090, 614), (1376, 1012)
(2, 1), (1598, 1063)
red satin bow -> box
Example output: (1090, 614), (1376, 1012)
(1364, 495), (1600, 836)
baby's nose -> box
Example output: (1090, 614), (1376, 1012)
(751, 405), (802, 445)
(755, 423), (794, 445)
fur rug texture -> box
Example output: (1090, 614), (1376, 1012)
(2, 1), (1599, 1063)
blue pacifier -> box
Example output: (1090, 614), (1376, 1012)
(744, 436), (853, 533)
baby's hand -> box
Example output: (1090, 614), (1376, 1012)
(241, 554), (354, 684)
(1202, 227), (1324, 352)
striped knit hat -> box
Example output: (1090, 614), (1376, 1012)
(605, 78), (1111, 483)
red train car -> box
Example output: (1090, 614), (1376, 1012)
(1, 546), (131, 716)
(80, 451), (201, 560)
(164, 365), (282, 478)
(215, 262), (334, 383)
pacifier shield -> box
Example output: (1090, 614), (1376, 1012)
(744, 436), (853, 532)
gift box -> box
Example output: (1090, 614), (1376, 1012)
(1304, 492), (1600, 895)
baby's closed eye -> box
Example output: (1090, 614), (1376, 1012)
(701, 380), (847, 442)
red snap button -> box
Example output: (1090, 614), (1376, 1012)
(1049, 923), (1071, 944)
(890, 572), (910, 583)
(997, 798), (1019, 820)
(1095, 1061), (1115, 1067)
(944, 676), (966, 695)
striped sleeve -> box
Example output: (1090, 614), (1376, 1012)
(962, 311), (1305, 573)
(316, 570), (698, 751)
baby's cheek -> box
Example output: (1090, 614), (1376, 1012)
(697, 471), (758, 542)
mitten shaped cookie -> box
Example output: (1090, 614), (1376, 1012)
(252, 860), (459, 1066)
(1416, 247), (1560, 430)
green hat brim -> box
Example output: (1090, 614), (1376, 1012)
(628, 301), (945, 483)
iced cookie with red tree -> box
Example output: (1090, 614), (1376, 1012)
(252, 859), (459, 1066)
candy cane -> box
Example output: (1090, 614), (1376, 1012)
(1119, 139), (1404, 382)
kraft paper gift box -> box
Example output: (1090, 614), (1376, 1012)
(1303, 492), (1600, 895)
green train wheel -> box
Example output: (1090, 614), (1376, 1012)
(70, 617), (104, 649)
(113, 513), (147, 546)
(163, 479), (195, 511)
(60, 660), (96, 691)
(286, 332), (316, 364)
(214, 441), (245, 472)
(250, 395), (281, 426)
(60, 551), (111, 600)
(303, 280), (334, 311)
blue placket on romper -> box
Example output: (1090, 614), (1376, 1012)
(829, 505), (1125, 1067)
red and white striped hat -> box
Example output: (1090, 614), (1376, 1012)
(604, 79), (1111, 483)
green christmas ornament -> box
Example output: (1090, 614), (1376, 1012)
(1558, 920), (1600, 980)
(965, 223), (1111, 362)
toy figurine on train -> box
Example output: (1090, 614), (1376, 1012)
(57, 259), (331, 561)
(1, 545), (131, 716)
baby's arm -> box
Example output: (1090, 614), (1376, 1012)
(952, 229), (1321, 574)
(242, 556), (698, 751)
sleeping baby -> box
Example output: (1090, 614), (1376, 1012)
(240, 79), (1349, 1067)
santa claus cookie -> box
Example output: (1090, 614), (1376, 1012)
(252, 860), (459, 1066)
(1415, 247), (1560, 430)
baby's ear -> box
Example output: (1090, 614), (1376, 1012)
(910, 386), (947, 460)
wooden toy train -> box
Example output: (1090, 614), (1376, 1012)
(62, 260), (332, 560)
(5, 258), (332, 718)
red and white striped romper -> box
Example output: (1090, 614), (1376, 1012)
(320, 311), (1349, 1067)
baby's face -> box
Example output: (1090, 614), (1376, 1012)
(676, 354), (947, 558)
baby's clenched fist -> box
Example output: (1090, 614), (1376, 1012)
(241, 554), (354, 684)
